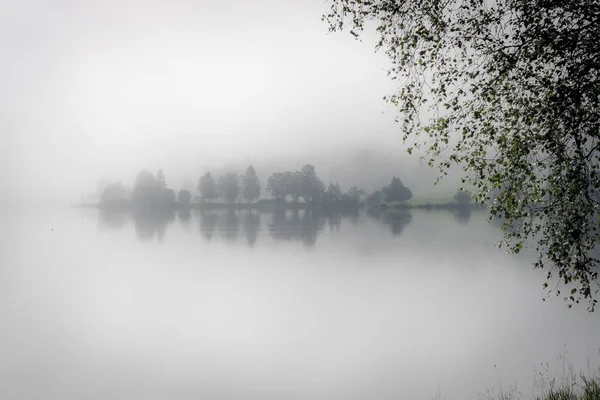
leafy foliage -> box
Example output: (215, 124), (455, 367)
(100, 182), (127, 203)
(385, 177), (413, 202)
(266, 172), (287, 200)
(178, 189), (192, 205)
(198, 172), (218, 204)
(323, 182), (343, 202)
(266, 167), (324, 202)
(324, 0), (600, 309)
(366, 189), (385, 206)
(132, 170), (175, 208)
(347, 186), (366, 203)
(242, 165), (261, 203)
(219, 172), (240, 204)
(299, 164), (325, 203)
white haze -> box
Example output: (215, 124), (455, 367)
(1, 0), (460, 204)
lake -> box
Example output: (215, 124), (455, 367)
(1, 207), (599, 400)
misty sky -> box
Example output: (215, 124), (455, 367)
(2, 0), (414, 203)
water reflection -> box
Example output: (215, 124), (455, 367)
(243, 212), (261, 247)
(326, 211), (342, 232)
(198, 210), (218, 241)
(384, 211), (413, 236)
(98, 209), (128, 231)
(98, 208), (417, 244)
(220, 209), (240, 242)
(133, 209), (175, 242)
(177, 207), (191, 223)
(453, 208), (472, 224)
(366, 208), (413, 237)
(345, 209), (360, 226)
(268, 210), (325, 247)
(9, 208), (600, 400)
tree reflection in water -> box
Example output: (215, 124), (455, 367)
(243, 211), (261, 247)
(268, 209), (325, 247)
(220, 209), (240, 242)
(132, 208), (175, 242)
(178, 207), (191, 224)
(453, 208), (472, 225)
(198, 210), (218, 242)
(98, 209), (129, 232)
(367, 208), (413, 237)
(96, 207), (428, 245)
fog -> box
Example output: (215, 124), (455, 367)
(0, 0), (458, 205)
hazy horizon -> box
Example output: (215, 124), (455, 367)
(0, 0), (445, 205)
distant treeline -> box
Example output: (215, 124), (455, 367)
(99, 164), (368, 210)
(96, 164), (479, 211)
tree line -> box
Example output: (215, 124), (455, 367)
(98, 163), (423, 210)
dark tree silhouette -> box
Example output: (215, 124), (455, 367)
(132, 169), (175, 209)
(178, 189), (192, 205)
(346, 186), (365, 203)
(299, 164), (325, 203)
(366, 190), (385, 207)
(198, 172), (218, 204)
(219, 173), (240, 204)
(323, 182), (343, 202)
(164, 188), (176, 205)
(385, 177), (413, 203)
(156, 169), (167, 190)
(266, 172), (286, 200)
(243, 165), (261, 204)
(454, 190), (472, 206)
(283, 171), (302, 203)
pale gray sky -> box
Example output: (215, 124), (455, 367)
(2, 0), (420, 203)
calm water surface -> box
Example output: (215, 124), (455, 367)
(1, 208), (599, 400)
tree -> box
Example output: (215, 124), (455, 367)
(242, 165), (261, 203)
(283, 171), (302, 202)
(325, 0), (600, 309)
(366, 190), (385, 207)
(178, 189), (192, 205)
(323, 182), (343, 202)
(267, 172), (286, 200)
(132, 169), (158, 206)
(299, 164), (325, 203)
(454, 190), (472, 206)
(198, 172), (218, 204)
(156, 169), (167, 189)
(219, 173), (240, 204)
(132, 169), (174, 208)
(385, 177), (413, 203)
(100, 182), (127, 204)
(347, 186), (365, 203)
(164, 188), (176, 205)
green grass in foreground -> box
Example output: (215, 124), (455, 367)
(480, 370), (599, 400)
(431, 351), (600, 400)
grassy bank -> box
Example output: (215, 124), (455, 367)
(477, 370), (600, 400)
(446, 351), (600, 400)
